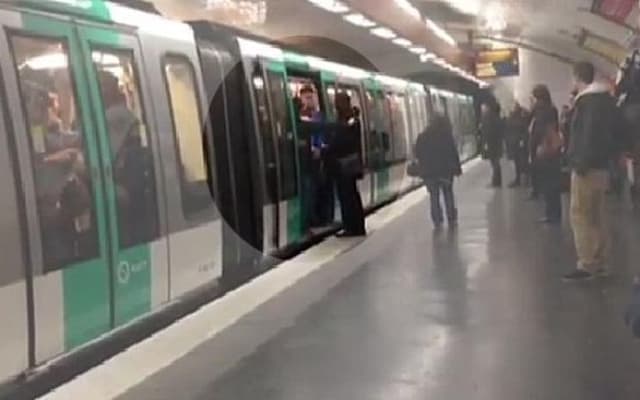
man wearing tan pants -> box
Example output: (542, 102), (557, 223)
(565, 61), (620, 281)
(570, 170), (609, 276)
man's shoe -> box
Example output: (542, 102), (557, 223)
(562, 269), (594, 282)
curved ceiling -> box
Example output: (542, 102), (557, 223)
(146, 0), (638, 78)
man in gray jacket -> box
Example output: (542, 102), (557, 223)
(564, 61), (619, 281)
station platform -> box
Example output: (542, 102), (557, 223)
(42, 159), (640, 400)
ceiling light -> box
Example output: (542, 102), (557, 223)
(446, 0), (481, 15)
(370, 27), (397, 39)
(306, 0), (349, 13)
(425, 17), (456, 46)
(393, 0), (421, 19)
(343, 13), (376, 27)
(484, 2), (507, 32)
(419, 52), (436, 62)
(409, 46), (427, 54)
(392, 38), (412, 47)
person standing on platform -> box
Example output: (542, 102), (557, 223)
(530, 85), (563, 224)
(480, 100), (504, 188)
(506, 102), (531, 187)
(327, 92), (366, 237)
(414, 113), (462, 229)
(564, 61), (617, 281)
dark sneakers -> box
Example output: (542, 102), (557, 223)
(562, 269), (594, 282)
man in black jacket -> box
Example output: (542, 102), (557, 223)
(564, 61), (617, 281)
(415, 113), (462, 227)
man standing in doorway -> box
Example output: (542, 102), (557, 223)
(564, 61), (618, 281)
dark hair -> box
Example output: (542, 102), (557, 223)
(573, 61), (595, 85)
(532, 84), (552, 105)
(300, 84), (314, 95)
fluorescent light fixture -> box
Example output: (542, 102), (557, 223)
(343, 13), (376, 27)
(393, 0), (421, 19)
(446, 0), (481, 15)
(484, 2), (507, 32)
(425, 17), (456, 46)
(409, 46), (427, 54)
(392, 38), (412, 47)
(419, 52), (437, 62)
(307, 0), (349, 13)
(370, 27), (397, 39)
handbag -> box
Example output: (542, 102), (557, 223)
(338, 153), (363, 179)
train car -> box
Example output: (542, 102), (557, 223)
(0, 0), (476, 383)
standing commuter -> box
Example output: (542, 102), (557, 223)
(530, 85), (563, 224)
(564, 61), (618, 281)
(414, 113), (462, 228)
(298, 85), (328, 228)
(327, 92), (366, 237)
(506, 102), (530, 187)
(480, 100), (504, 187)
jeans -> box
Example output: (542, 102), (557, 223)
(426, 178), (457, 225)
(490, 158), (502, 186)
(570, 170), (609, 271)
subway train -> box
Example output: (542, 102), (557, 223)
(0, 0), (477, 382)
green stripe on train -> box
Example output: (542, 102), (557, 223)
(20, 0), (112, 23)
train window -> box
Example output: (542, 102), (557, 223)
(325, 84), (337, 121)
(251, 68), (277, 204)
(162, 55), (211, 218)
(388, 93), (409, 162)
(92, 48), (159, 248)
(10, 35), (99, 272)
(340, 85), (366, 164)
(266, 70), (297, 200)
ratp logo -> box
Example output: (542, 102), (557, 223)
(117, 260), (131, 285)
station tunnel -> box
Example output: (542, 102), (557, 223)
(0, 1), (639, 399)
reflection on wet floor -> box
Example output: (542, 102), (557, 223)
(122, 163), (640, 400)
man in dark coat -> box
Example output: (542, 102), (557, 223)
(414, 113), (462, 227)
(480, 101), (504, 187)
(506, 102), (531, 187)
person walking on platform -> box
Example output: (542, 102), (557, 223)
(530, 85), (563, 224)
(327, 92), (366, 237)
(564, 61), (618, 281)
(414, 113), (462, 228)
(480, 100), (504, 187)
(506, 102), (531, 187)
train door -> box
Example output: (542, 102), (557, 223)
(263, 63), (301, 247)
(0, 13), (113, 360)
(0, 30), (29, 381)
(340, 83), (373, 208)
(76, 25), (167, 327)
